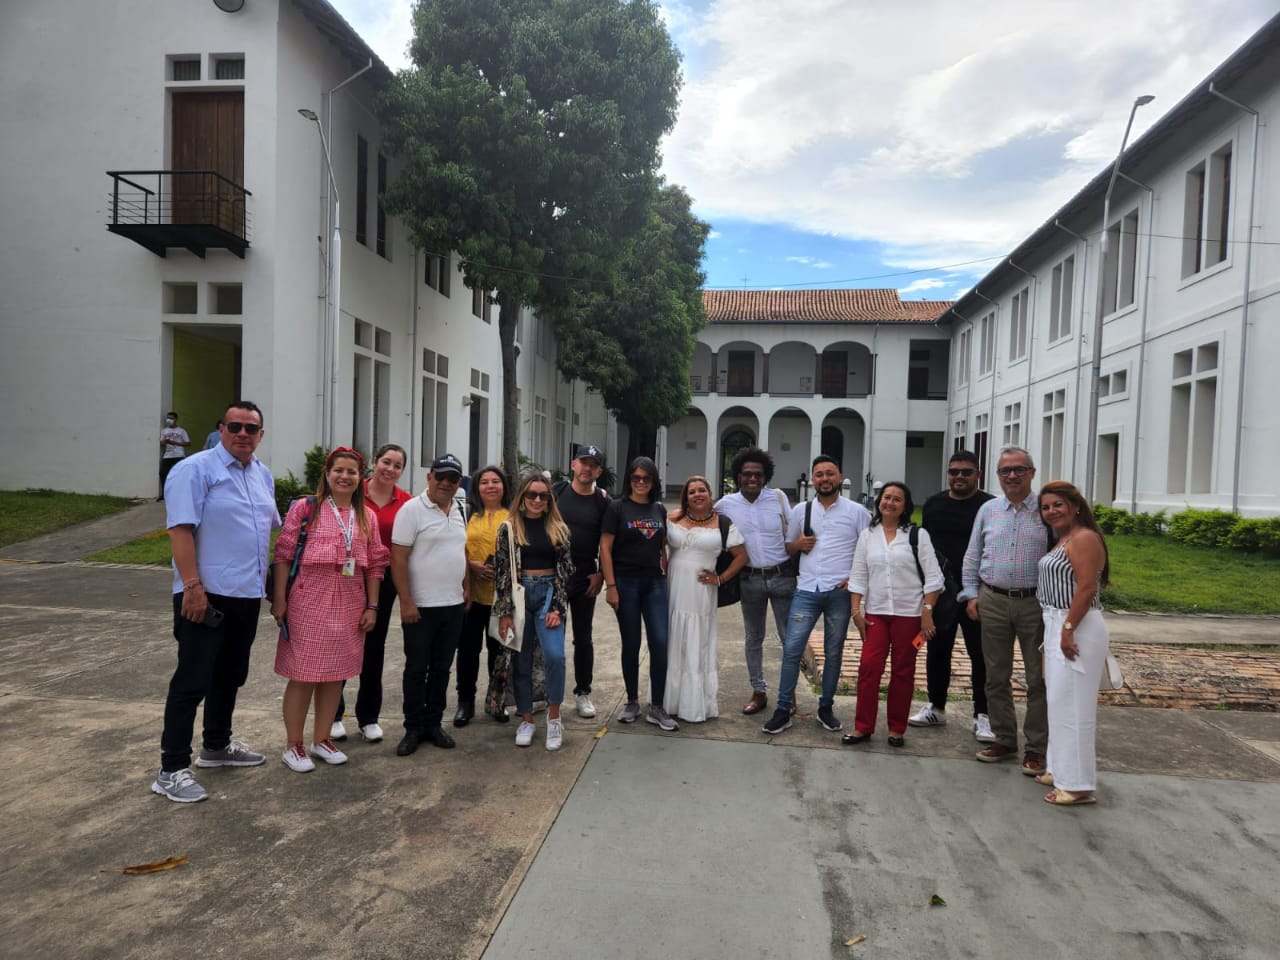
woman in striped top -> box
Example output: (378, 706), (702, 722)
(1036, 481), (1110, 806)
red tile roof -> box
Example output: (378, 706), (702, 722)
(703, 289), (953, 324)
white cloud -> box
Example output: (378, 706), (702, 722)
(899, 278), (948, 295)
(331, 0), (414, 71)
(707, 229), (722, 239)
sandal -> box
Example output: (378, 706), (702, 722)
(841, 731), (872, 745)
(1044, 788), (1096, 806)
(1033, 772), (1055, 786)
(887, 735), (905, 748)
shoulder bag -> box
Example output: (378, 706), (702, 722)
(488, 521), (525, 651)
(715, 514), (741, 607)
(909, 524), (959, 633)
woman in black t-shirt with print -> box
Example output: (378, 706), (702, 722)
(600, 457), (676, 731)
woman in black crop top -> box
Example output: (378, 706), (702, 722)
(494, 474), (574, 751)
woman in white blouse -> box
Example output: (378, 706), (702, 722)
(844, 482), (943, 748)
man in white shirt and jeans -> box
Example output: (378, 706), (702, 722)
(715, 447), (796, 715)
(761, 455), (870, 735)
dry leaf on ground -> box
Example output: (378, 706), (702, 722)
(121, 855), (188, 875)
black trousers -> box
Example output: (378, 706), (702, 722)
(566, 570), (598, 695)
(160, 593), (260, 772)
(402, 603), (464, 732)
(158, 457), (182, 498)
(336, 575), (397, 725)
(455, 600), (504, 701)
(925, 605), (989, 716)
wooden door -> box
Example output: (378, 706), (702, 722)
(171, 92), (244, 230)
(726, 350), (754, 396)
(821, 351), (848, 398)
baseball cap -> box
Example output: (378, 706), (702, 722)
(574, 444), (602, 463)
(430, 453), (464, 476)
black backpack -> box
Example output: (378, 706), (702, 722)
(908, 525), (959, 632)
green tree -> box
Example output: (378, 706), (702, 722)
(554, 182), (708, 463)
(381, 0), (682, 477)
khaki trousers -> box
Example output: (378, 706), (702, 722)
(979, 586), (1047, 753)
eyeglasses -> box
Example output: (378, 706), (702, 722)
(948, 468), (976, 477)
(524, 491), (550, 502)
(630, 475), (653, 485)
(224, 421), (261, 435)
(738, 470), (764, 479)
(997, 465), (1031, 478)
(434, 472), (461, 484)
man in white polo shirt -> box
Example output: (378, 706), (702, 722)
(761, 455), (870, 735)
(391, 453), (469, 757)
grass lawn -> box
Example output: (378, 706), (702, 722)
(1103, 535), (1279, 615)
(0, 489), (136, 549)
(87, 529), (281, 566)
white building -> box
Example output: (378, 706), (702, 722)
(0, 0), (616, 497)
(662, 290), (954, 500)
(940, 13), (1280, 517)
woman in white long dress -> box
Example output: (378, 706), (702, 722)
(664, 476), (747, 722)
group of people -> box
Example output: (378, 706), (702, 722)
(150, 409), (1110, 810)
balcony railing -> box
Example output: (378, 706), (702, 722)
(106, 170), (251, 258)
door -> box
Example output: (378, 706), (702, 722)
(172, 92), (244, 231)
(726, 351), (754, 396)
(821, 351), (848, 398)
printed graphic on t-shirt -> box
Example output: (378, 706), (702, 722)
(628, 519), (662, 540)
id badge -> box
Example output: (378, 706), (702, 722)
(341, 557), (356, 577)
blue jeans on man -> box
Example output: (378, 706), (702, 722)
(776, 587), (851, 711)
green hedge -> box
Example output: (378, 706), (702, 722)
(1094, 504), (1280, 554)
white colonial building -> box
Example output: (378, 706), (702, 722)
(940, 13), (1280, 517)
(0, 0), (616, 497)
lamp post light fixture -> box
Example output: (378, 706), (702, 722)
(299, 108), (341, 448)
(1084, 94), (1154, 505)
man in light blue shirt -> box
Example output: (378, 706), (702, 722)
(151, 401), (280, 803)
(762, 456), (871, 735)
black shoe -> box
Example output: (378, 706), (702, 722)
(453, 700), (475, 727)
(816, 705), (842, 731)
(761, 708), (793, 735)
(492, 708), (510, 724)
(395, 731), (421, 756)
(424, 726), (456, 749)
(887, 735), (906, 748)
(841, 731), (872, 745)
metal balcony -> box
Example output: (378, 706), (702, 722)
(106, 170), (251, 258)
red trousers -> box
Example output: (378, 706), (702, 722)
(854, 614), (921, 736)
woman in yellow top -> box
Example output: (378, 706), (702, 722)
(453, 466), (511, 726)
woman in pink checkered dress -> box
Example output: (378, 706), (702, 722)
(271, 448), (389, 772)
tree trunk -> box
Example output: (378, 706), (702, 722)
(498, 293), (521, 480)
(626, 426), (658, 466)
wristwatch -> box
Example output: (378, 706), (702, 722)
(1063, 621), (1075, 632)
(923, 603), (934, 611)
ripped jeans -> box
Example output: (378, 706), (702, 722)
(776, 587), (852, 710)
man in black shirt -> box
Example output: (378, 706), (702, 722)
(555, 444), (610, 718)
(912, 450), (997, 742)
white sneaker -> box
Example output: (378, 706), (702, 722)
(329, 720), (348, 741)
(309, 738), (348, 765)
(576, 694), (597, 718)
(908, 703), (946, 727)
(515, 721), (536, 747)
(359, 722), (384, 743)
(973, 713), (997, 742)
(282, 743), (315, 773)
(546, 718), (564, 751)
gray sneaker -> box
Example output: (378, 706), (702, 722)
(619, 701), (642, 723)
(646, 704), (679, 732)
(195, 740), (266, 768)
(151, 767), (208, 803)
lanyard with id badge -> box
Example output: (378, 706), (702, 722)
(328, 497), (358, 576)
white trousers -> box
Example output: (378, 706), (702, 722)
(1041, 606), (1109, 792)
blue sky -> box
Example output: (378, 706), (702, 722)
(330, 0), (1276, 298)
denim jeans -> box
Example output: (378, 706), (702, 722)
(613, 576), (669, 705)
(739, 571), (796, 692)
(513, 575), (566, 714)
(776, 587), (851, 710)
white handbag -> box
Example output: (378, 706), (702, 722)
(489, 521), (524, 652)
(1099, 653), (1124, 691)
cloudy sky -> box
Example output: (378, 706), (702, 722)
(329, 0), (1276, 296)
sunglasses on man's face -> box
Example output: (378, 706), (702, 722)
(948, 468), (976, 477)
(224, 421), (261, 435)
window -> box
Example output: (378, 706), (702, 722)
(1181, 144), (1232, 278)
(1002, 402), (1022, 447)
(1099, 366), (1129, 403)
(420, 349), (449, 466)
(1167, 343), (1218, 495)
(978, 311), (995, 375)
(353, 320), (391, 454)
(1049, 255), (1074, 342)
(169, 57), (200, 81)
(1041, 388), (1066, 479)
(424, 252), (451, 296)
(163, 282), (197, 314)
(213, 57), (245, 80)
(533, 397), (547, 463)
(376, 154), (388, 258)
(1101, 208), (1139, 315)
(973, 413), (989, 478)
(957, 328), (971, 386)
(469, 368), (491, 393)
(953, 419), (966, 454)
(211, 283), (242, 315)
(471, 287), (492, 322)
(1008, 288), (1029, 362)
(355, 135), (368, 247)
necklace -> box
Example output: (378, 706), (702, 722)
(687, 511), (714, 524)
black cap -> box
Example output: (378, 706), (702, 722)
(574, 444), (603, 463)
(430, 453), (464, 476)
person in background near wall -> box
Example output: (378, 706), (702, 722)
(454, 465), (512, 726)
(151, 401), (279, 803)
(555, 444), (610, 720)
(1037, 481), (1111, 806)
(203, 421), (223, 450)
(714, 447), (796, 716)
(390, 454), (469, 757)
(271, 447), (388, 772)
(763, 455), (870, 736)
(158, 411), (191, 500)
(962, 446), (1050, 776)
(600, 456), (676, 731)
(332, 443), (411, 744)
(913, 450), (997, 742)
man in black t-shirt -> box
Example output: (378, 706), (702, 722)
(555, 444), (610, 719)
(913, 450), (996, 741)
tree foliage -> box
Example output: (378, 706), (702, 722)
(380, 0), (682, 476)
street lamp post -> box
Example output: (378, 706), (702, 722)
(299, 107), (341, 449)
(1084, 94), (1154, 505)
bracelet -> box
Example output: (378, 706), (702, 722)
(183, 578), (202, 589)
(715, 574), (722, 586)
(606, 583), (616, 589)
(366, 603), (379, 610)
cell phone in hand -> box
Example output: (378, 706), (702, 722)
(203, 605), (225, 628)
(912, 631), (925, 649)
